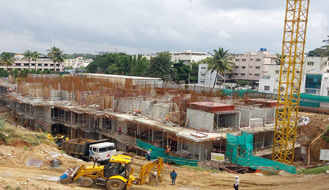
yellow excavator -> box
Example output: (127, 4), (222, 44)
(47, 134), (69, 150)
(60, 154), (164, 190)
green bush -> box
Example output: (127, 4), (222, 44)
(300, 165), (329, 174)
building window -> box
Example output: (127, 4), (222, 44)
(24, 63), (29, 66)
(234, 73), (238, 76)
(250, 66), (252, 68)
(44, 64), (48, 66)
(242, 59), (246, 62)
(283, 70), (287, 74)
(235, 66), (239, 69)
(235, 59), (239, 62)
(38, 64), (42, 66)
(255, 74), (260, 77)
(276, 70), (279, 74)
(201, 67), (206, 69)
(201, 74), (205, 76)
(264, 86), (270, 91)
(255, 66), (260, 69)
(201, 81), (205, 83)
(242, 66), (246, 69)
(256, 59), (261, 62)
(241, 73), (245, 76)
(305, 74), (322, 89)
(307, 62), (314, 66)
(249, 73), (252, 75)
(15, 63), (21, 66)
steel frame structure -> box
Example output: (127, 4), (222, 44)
(272, 0), (310, 165)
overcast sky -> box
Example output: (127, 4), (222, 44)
(0, 0), (328, 55)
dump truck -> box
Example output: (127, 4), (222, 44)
(60, 155), (164, 190)
(62, 138), (116, 163)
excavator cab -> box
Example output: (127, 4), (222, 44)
(48, 134), (68, 150)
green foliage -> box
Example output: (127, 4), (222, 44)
(190, 62), (199, 83)
(47, 46), (65, 71)
(321, 126), (329, 143)
(130, 54), (150, 76)
(149, 51), (175, 81)
(235, 80), (251, 89)
(172, 61), (191, 83)
(307, 35), (329, 57)
(299, 165), (329, 174)
(0, 69), (9, 77)
(22, 50), (33, 70)
(203, 47), (235, 88)
(43, 70), (51, 74)
(0, 52), (15, 68)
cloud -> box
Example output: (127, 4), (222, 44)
(0, 0), (328, 55)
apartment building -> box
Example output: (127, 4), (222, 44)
(258, 56), (329, 95)
(198, 49), (276, 87)
(0, 54), (61, 71)
(230, 49), (277, 81)
(64, 56), (93, 68)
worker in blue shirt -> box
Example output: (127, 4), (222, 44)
(170, 170), (177, 185)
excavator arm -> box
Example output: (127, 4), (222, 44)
(136, 158), (164, 185)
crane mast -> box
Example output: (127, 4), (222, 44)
(272, 0), (310, 165)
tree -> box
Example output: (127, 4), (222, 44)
(204, 47), (235, 88)
(0, 52), (14, 70)
(190, 61), (200, 83)
(130, 54), (150, 76)
(322, 35), (329, 57)
(148, 51), (175, 81)
(307, 35), (329, 57)
(22, 50), (33, 70)
(47, 47), (65, 71)
(32, 51), (40, 70)
(235, 80), (251, 89)
(87, 53), (132, 75)
(172, 61), (191, 83)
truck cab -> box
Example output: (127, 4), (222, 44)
(89, 142), (116, 162)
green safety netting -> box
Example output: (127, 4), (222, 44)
(225, 132), (296, 174)
(295, 93), (329, 103)
(221, 89), (261, 97)
(136, 140), (198, 166)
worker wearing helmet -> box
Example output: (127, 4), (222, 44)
(147, 149), (152, 161)
(166, 146), (171, 155)
(233, 175), (239, 190)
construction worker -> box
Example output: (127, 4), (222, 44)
(147, 149), (152, 161)
(165, 114), (170, 122)
(233, 175), (239, 190)
(170, 170), (177, 185)
(118, 127), (122, 135)
(165, 146), (171, 155)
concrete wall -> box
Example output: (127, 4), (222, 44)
(265, 108), (276, 124)
(150, 103), (171, 121)
(236, 109), (250, 127)
(186, 108), (214, 131)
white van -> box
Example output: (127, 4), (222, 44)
(89, 142), (116, 162)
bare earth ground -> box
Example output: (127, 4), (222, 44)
(0, 110), (329, 189)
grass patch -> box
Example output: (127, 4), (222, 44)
(0, 123), (51, 146)
(180, 165), (207, 172)
(299, 165), (329, 174)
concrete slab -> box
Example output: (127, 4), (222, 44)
(189, 102), (234, 113)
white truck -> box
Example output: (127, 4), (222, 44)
(62, 138), (116, 163)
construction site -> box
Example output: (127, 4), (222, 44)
(1, 0), (329, 189)
(0, 73), (328, 190)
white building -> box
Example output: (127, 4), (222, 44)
(198, 49), (276, 87)
(258, 56), (329, 96)
(0, 54), (61, 72)
(144, 50), (211, 65)
(64, 56), (93, 69)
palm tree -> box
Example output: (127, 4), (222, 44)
(22, 50), (33, 70)
(0, 52), (14, 70)
(47, 46), (65, 72)
(204, 47), (235, 88)
(31, 51), (40, 70)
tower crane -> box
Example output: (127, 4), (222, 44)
(272, 0), (310, 165)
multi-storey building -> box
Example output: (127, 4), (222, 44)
(198, 49), (277, 87)
(0, 54), (61, 72)
(258, 56), (329, 96)
(64, 56), (93, 69)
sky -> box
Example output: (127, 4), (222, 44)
(0, 0), (328, 55)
